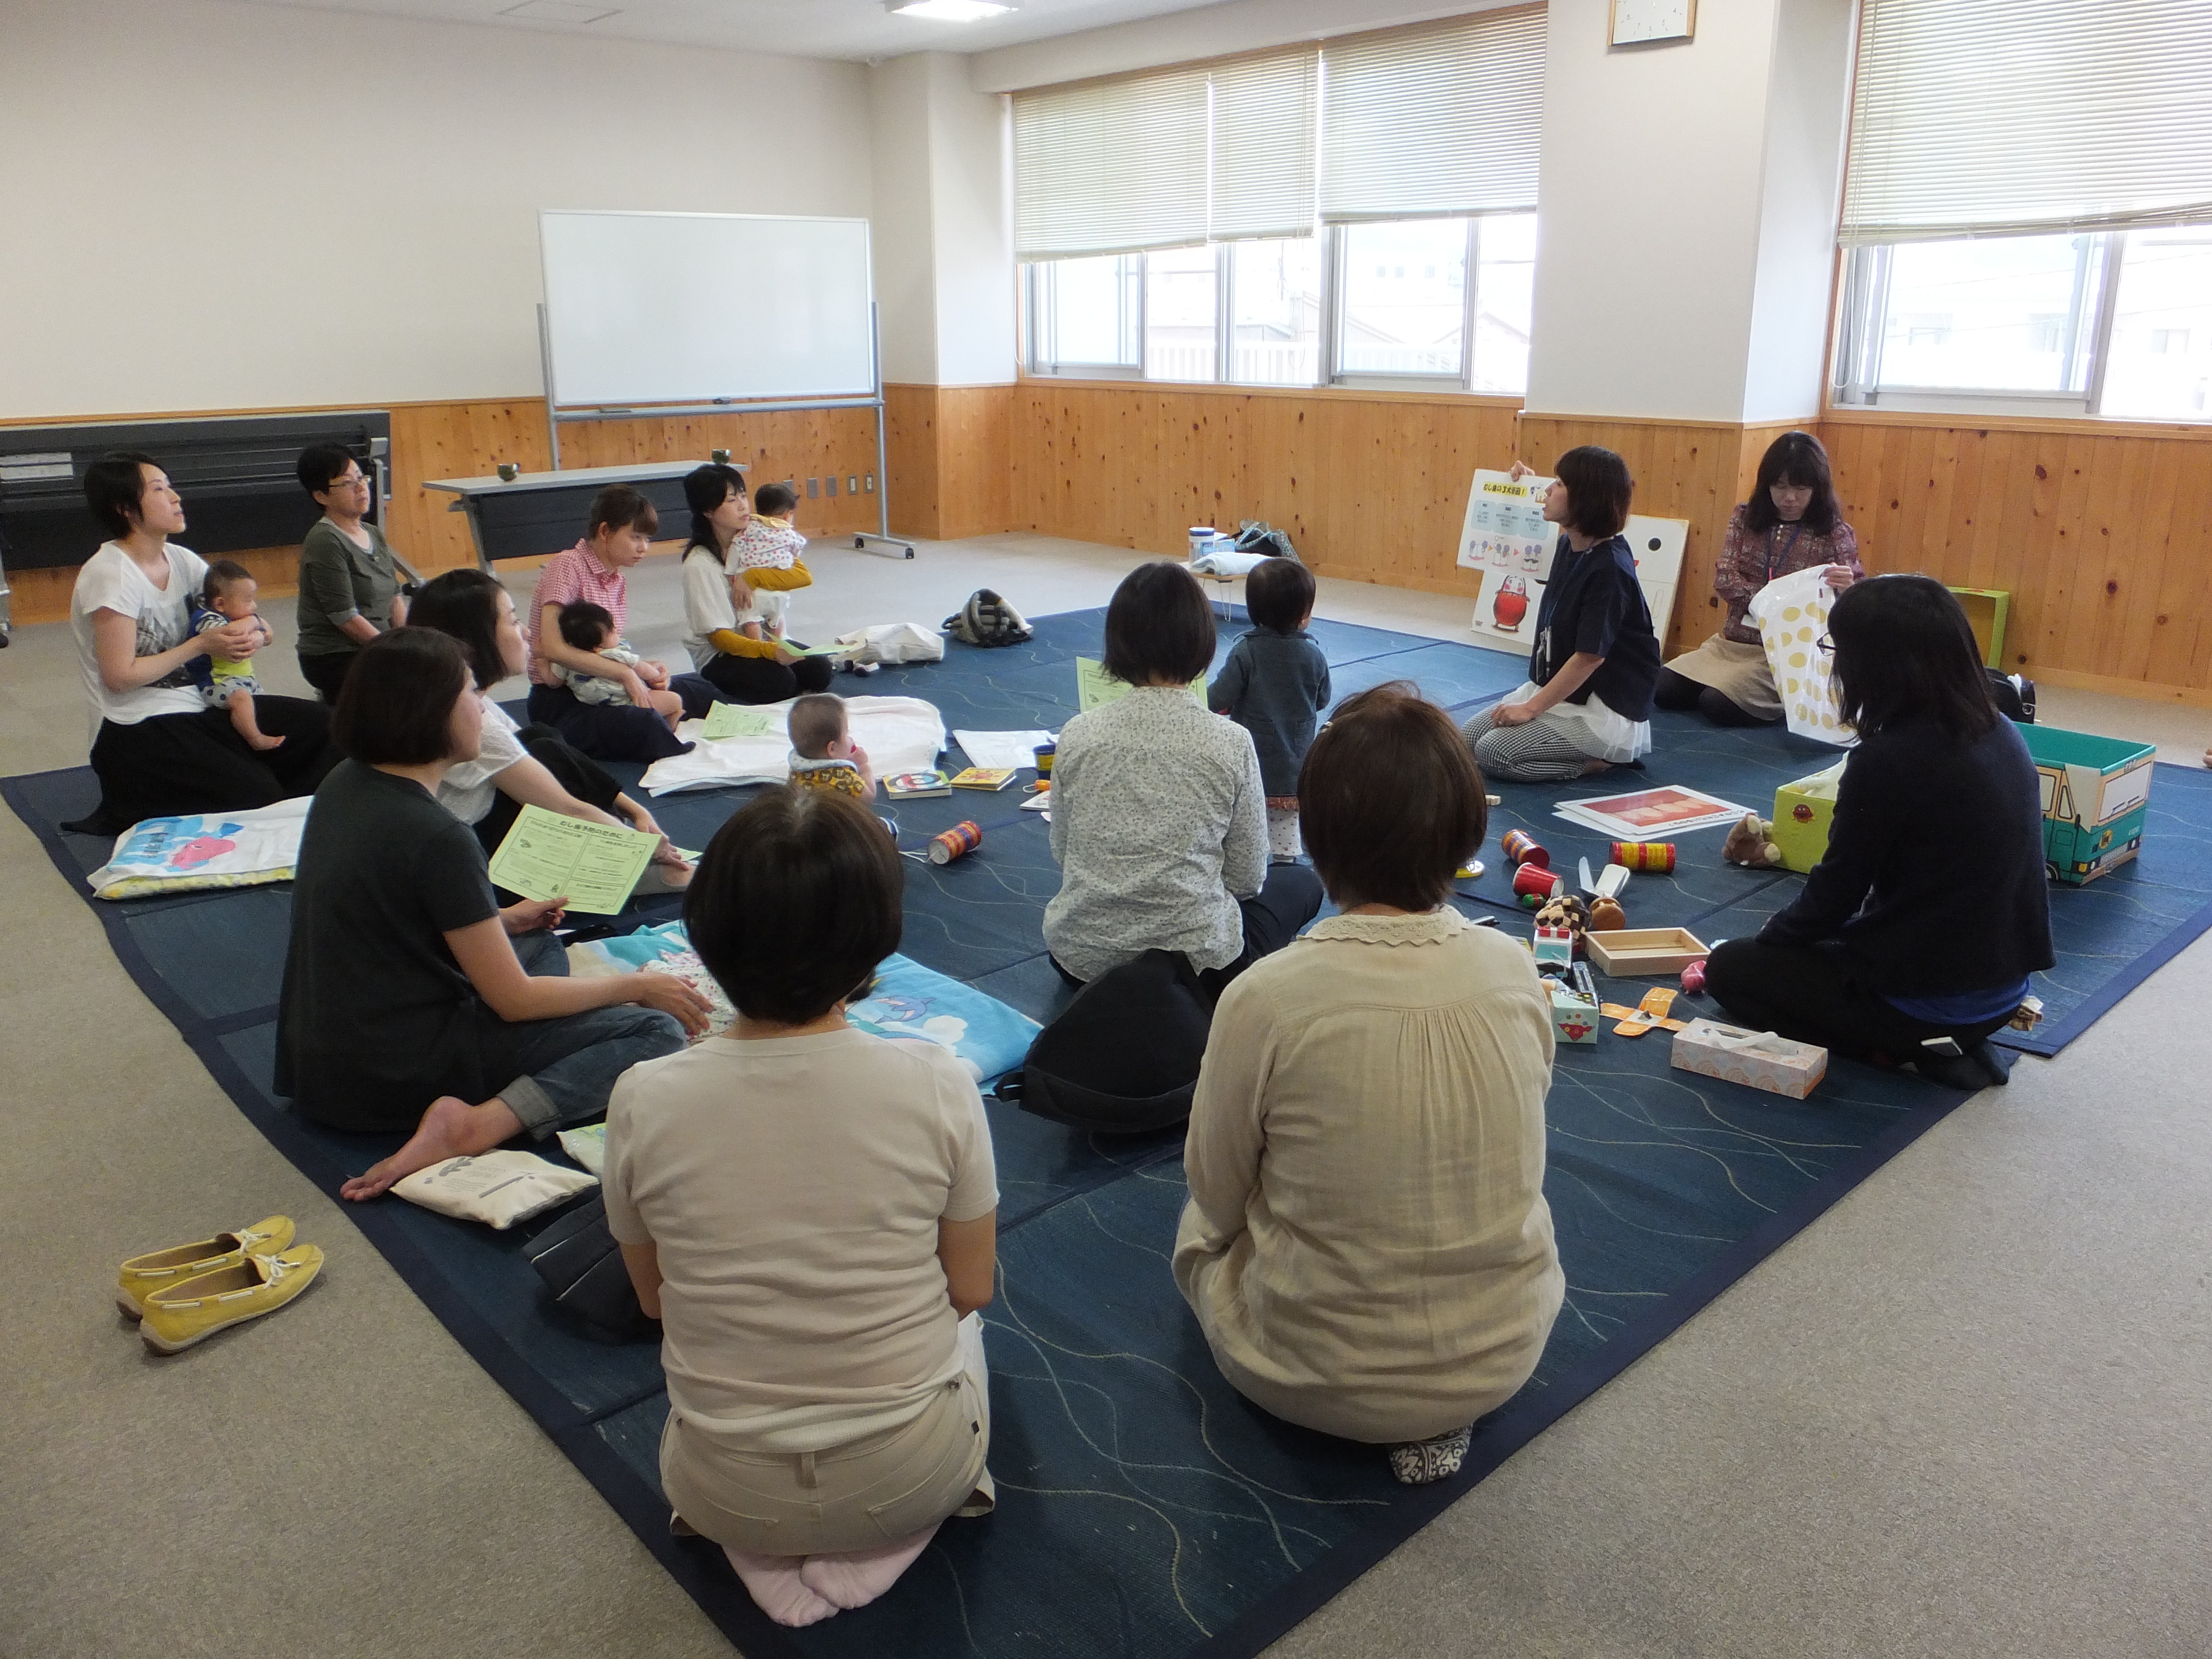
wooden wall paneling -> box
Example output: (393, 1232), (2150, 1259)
(2073, 432), (2140, 682)
(934, 386), (1013, 540)
(2139, 441), (2203, 687)
(883, 385), (942, 538)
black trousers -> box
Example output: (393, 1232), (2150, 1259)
(296, 649), (358, 704)
(1704, 937), (2018, 1067)
(77, 702), (340, 835)
(697, 649), (835, 704)
(1652, 666), (1769, 728)
(1052, 864), (1327, 998)
(472, 724), (627, 859)
(524, 678), (717, 764)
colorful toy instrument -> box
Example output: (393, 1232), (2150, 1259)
(1502, 829), (1549, 868)
(928, 821), (984, 865)
(1609, 840), (1676, 872)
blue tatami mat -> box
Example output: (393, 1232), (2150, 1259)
(8, 604), (2201, 1659)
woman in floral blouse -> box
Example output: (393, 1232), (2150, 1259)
(1655, 430), (1863, 726)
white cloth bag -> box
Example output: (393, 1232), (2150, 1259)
(834, 623), (946, 665)
(1747, 565), (1854, 746)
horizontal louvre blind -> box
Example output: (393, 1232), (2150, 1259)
(1209, 46), (1321, 242)
(1319, 6), (1545, 224)
(1015, 67), (1210, 261)
(1842, 0), (2212, 244)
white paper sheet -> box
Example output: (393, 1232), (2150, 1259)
(952, 729), (1057, 772)
(641, 696), (947, 795)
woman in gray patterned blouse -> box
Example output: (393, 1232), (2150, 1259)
(1044, 563), (1322, 993)
(293, 444), (408, 703)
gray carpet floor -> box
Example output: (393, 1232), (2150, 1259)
(2, 533), (2207, 1659)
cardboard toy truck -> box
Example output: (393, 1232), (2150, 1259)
(2022, 726), (2155, 885)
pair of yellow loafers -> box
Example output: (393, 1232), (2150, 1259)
(117, 1215), (324, 1353)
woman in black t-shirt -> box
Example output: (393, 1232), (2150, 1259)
(275, 629), (712, 1201)
(1459, 447), (1662, 783)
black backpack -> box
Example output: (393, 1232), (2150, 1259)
(944, 589), (1034, 648)
(995, 950), (1213, 1134)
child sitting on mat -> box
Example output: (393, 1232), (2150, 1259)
(552, 601), (683, 736)
(787, 693), (875, 799)
(193, 561), (284, 751)
(729, 481), (811, 643)
(1207, 556), (1330, 860)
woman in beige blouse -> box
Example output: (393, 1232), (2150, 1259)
(1173, 684), (1563, 1485)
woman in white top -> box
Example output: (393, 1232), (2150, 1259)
(609, 785), (998, 1628)
(66, 452), (337, 835)
(1175, 685), (1563, 1486)
(1044, 561), (1322, 992)
(677, 463), (834, 705)
(405, 568), (691, 884)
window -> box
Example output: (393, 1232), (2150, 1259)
(1014, 10), (1542, 396)
(1145, 244), (1217, 382)
(1337, 221), (1466, 378)
(1030, 254), (1140, 374)
(1025, 216), (1533, 394)
(1229, 238), (1323, 386)
(1834, 0), (2212, 421)
(1833, 226), (2211, 417)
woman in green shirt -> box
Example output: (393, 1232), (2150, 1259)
(294, 444), (407, 701)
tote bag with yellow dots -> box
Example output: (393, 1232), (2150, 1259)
(1747, 565), (1855, 746)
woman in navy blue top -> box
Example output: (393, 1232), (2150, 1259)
(1460, 447), (1662, 782)
(1704, 576), (2052, 1090)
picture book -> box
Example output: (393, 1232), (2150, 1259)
(884, 770), (952, 799)
(949, 767), (1018, 792)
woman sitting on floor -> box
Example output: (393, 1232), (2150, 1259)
(525, 483), (721, 763)
(1175, 684), (1563, 1485)
(1654, 430), (1862, 727)
(291, 443), (409, 704)
(66, 452), (338, 834)
(276, 628), (709, 1200)
(407, 568), (691, 886)
(1459, 447), (1661, 783)
(1703, 576), (2051, 1090)
(1044, 561), (1323, 993)
(677, 462), (835, 705)
(609, 786), (998, 1628)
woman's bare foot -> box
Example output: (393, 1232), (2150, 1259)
(723, 1547), (838, 1626)
(800, 1523), (941, 1611)
(340, 1095), (523, 1201)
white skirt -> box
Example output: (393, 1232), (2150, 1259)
(1506, 681), (1651, 765)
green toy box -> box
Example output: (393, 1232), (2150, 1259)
(2021, 725), (2155, 885)
(1772, 760), (1847, 874)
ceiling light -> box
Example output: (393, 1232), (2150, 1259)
(887, 0), (1015, 20)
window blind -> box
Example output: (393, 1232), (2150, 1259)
(1014, 66), (1210, 262)
(1841, 0), (2212, 244)
(1318, 7), (1545, 224)
(1209, 47), (1321, 243)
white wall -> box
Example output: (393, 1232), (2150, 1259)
(968, 0), (1519, 93)
(0, 0), (871, 419)
(1740, 0), (1855, 423)
(1525, 0), (1779, 422)
(870, 54), (1015, 387)
(1525, 0), (1854, 424)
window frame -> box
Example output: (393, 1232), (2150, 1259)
(1023, 215), (1531, 396)
(1829, 229), (2157, 420)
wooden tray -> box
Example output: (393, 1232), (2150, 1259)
(1586, 926), (1710, 976)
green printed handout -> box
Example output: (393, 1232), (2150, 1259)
(1075, 656), (1208, 712)
(699, 703), (776, 740)
(487, 804), (660, 916)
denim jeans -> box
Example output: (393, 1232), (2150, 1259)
(483, 930), (686, 1134)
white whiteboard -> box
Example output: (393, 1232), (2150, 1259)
(540, 211), (874, 407)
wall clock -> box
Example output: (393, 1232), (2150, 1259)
(1610, 0), (1696, 46)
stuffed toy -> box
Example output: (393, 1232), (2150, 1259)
(1723, 811), (1787, 870)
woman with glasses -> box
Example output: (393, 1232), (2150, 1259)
(1702, 575), (2050, 1091)
(294, 444), (408, 702)
(1654, 430), (1861, 727)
